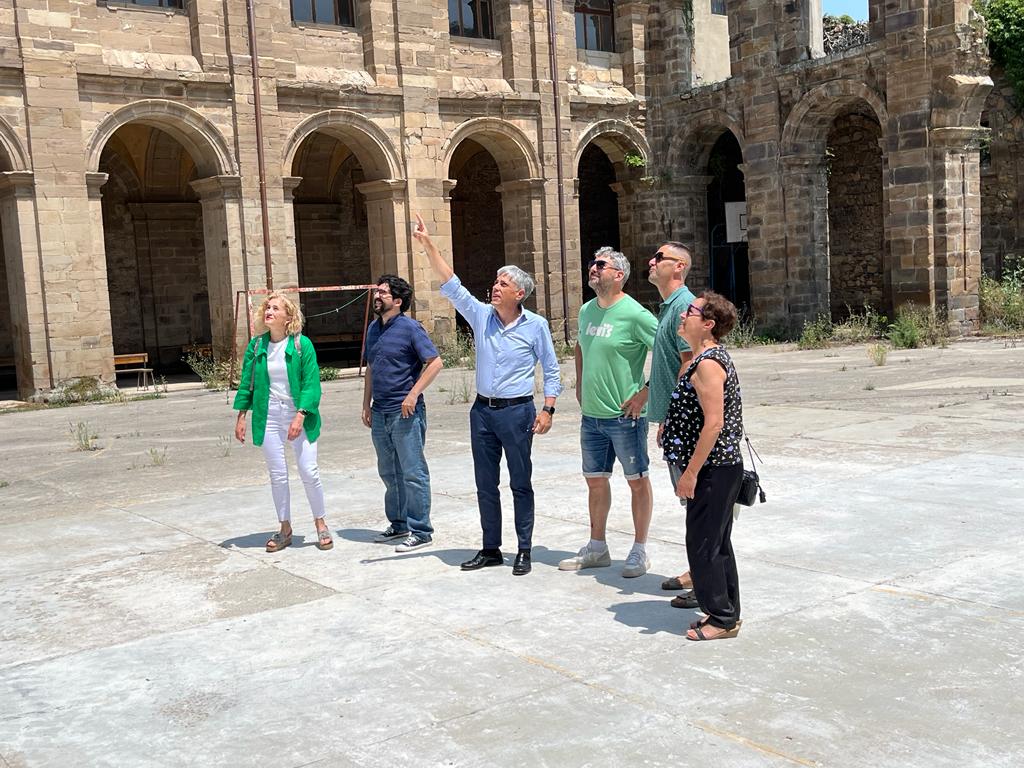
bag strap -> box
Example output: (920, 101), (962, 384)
(744, 435), (762, 467)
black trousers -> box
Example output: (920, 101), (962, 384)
(685, 463), (743, 630)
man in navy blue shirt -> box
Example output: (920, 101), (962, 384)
(413, 213), (561, 576)
(362, 274), (443, 552)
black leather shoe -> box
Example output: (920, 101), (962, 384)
(460, 549), (503, 571)
(512, 549), (532, 576)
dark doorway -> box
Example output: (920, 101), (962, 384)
(706, 132), (750, 314)
(450, 139), (505, 309)
(578, 143), (620, 295)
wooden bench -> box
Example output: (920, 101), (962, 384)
(114, 352), (155, 390)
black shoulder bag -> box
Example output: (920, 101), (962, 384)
(736, 436), (766, 507)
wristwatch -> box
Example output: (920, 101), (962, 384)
(298, 409), (312, 416)
(542, 405), (555, 415)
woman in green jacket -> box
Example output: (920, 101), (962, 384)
(233, 292), (332, 553)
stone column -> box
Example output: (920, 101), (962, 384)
(190, 175), (249, 357)
(615, 0), (648, 97)
(931, 127), (986, 332)
(84, 172), (116, 386)
(781, 154), (830, 319)
(281, 176), (302, 289)
(496, 177), (548, 313)
(0, 171), (50, 399)
(357, 178), (409, 283)
(671, 174), (713, 287)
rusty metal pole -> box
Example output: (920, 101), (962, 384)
(245, 0), (274, 289)
(546, 0), (571, 344)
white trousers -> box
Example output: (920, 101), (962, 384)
(261, 396), (326, 523)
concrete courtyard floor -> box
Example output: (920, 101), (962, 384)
(1, 338), (1023, 767)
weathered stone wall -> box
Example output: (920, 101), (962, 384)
(827, 112), (885, 316)
(0, 229), (10, 360)
(981, 69), (1024, 277)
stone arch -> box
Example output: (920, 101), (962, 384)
(667, 110), (746, 174)
(86, 100), (235, 177)
(781, 80), (888, 156)
(282, 109), (403, 181)
(573, 120), (651, 176)
(0, 118), (28, 172)
(442, 118), (541, 181)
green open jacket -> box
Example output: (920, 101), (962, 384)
(232, 332), (322, 446)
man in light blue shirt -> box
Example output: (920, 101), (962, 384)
(413, 213), (561, 576)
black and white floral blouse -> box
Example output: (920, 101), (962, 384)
(662, 345), (744, 469)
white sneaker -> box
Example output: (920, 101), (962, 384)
(622, 549), (651, 578)
(558, 544), (612, 571)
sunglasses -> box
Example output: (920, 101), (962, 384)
(652, 251), (683, 264)
(588, 259), (612, 271)
(684, 304), (706, 318)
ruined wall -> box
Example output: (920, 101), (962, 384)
(981, 69), (1024, 277)
(827, 112), (885, 316)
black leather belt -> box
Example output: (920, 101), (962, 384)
(476, 394), (533, 409)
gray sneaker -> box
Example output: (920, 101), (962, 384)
(622, 549), (651, 578)
(373, 524), (407, 543)
(395, 534), (433, 553)
(558, 544), (612, 571)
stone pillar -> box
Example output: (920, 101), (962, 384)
(190, 175), (249, 357)
(775, 0), (823, 65)
(0, 171), (50, 399)
(742, 157), (791, 331)
(931, 127), (986, 332)
(357, 178), (409, 284)
(615, 1), (648, 97)
(659, 1), (695, 95)
(496, 178), (548, 312)
(671, 174), (713, 287)
(281, 176), (302, 285)
(608, 178), (645, 298)
(781, 154), (829, 319)
(84, 172), (116, 386)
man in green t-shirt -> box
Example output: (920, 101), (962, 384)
(559, 247), (658, 578)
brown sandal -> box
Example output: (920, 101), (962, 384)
(687, 623), (740, 641)
(316, 527), (334, 551)
(266, 532), (292, 552)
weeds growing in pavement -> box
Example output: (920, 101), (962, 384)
(867, 343), (888, 366)
(69, 421), (99, 451)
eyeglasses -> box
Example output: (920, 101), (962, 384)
(652, 251), (683, 264)
(684, 304), (706, 318)
(587, 259), (610, 271)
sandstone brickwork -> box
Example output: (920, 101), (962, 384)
(0, 0), (997, 399)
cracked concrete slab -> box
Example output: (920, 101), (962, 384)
(1, 339), (1023, 767)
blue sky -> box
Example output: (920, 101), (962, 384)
(823, 0), (868, 20)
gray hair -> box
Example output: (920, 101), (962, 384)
(497, 265), (535, 301)
(594, 246), (630, 285)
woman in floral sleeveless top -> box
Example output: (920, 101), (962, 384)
(662, 291), (745, 641)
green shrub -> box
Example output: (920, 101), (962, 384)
(797, 315), (834, 349)
(183, 348), (233, 390)
(437, 329), (476, 369)
(48, 377), (118, 406)
(319, 366), (342, 382)
(724, 320), (775, 348)
(831, 305), (888, 344)
(979, 255), (1024, 330)
(887, 305), (948, 349)
(867, 343), (889, 366)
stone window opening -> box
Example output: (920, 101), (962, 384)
(711, 0), (726, 15)
(101, 0), (185, 11)
(575, 0), (615, 52)
(449, 0), (495, 40)
(291, 0), (356, 28)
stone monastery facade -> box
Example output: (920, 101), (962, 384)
(0, 0), (999, 398)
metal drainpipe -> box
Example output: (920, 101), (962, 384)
(245, 0), (275, 289)
(546, 0), (571, 343)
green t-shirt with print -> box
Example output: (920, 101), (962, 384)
(578, 294), (657, 419)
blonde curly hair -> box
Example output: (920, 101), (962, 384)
(255, 292), (304, 336)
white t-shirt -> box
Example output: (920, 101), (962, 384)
(266, 339), (294, 407)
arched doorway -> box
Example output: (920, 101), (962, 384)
(577, 143), (620, 294)
(98, 124), (209, 373)
(290, 132), (372, 363)
(705, 131), (750, 314)
(449, 138), (505, 307)
(825, 109), (885, 318)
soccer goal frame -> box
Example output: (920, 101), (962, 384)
(229, 283), (377, 386)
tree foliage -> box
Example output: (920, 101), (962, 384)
(977, 0), (1024, 102)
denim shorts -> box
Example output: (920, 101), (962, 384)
(581, 415), (650, 480)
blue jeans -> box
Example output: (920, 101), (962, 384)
(469, 399), (536, 550)
(370, 402), (433, 538)
(581, 415), (650, 480)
